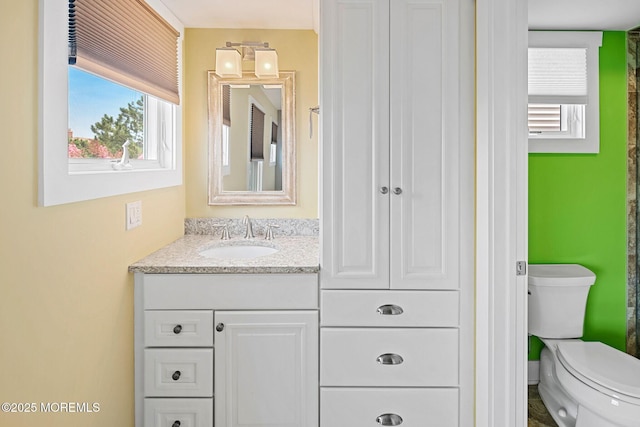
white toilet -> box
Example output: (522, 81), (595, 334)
(529, 264), (640, 427)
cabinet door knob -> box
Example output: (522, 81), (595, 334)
(392, 187), (403, 195)
(171, 371), (181, 381)
(376, 413), (403, 426)
(173, 324), (182, 334)
(377, 304), (404, 315)
(172, 421), (181, 427)
(216, 323), (225, 332)
(380, 186), (389, 194)
(376, 353), (404, 365)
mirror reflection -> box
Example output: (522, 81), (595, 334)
(208, 71), (296, 205)
(223, 84), (283, 191)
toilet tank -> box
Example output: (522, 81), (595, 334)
(528, 264), (596, 339)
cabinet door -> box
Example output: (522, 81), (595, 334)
(320, 0), (390, 290)
(321, 0), (466, 291)
(390, 0), (462, 290)
(214, 311), (318, 427)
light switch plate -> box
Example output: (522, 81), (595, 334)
(126, 201), (142, 230)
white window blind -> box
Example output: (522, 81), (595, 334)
(528, 104), (561, 133)
(528, 47), (588, 105)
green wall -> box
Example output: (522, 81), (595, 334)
(529, 32), (628, 359)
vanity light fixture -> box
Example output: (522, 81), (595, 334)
(214, 47), (242, 78)
(215, 41), (279, 79)
(254, 48), (279, 78)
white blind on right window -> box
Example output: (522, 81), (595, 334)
(528, 47), (588, 105)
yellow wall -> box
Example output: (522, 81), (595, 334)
(184, 29), (319, 218)
(0, 2), (185, 426)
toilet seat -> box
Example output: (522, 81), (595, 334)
(556, 341), (640, 404)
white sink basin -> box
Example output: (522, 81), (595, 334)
(199, 244), (278, 259)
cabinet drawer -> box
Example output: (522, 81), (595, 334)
(144, 398), (213, 427)
(144, 310), (213, 347)
(321, 290), (458, 327)
(144, 349), (213, 397)
(321, 328), (458, 386)
(142, 274), (318, 310)
(321, 387), (458, 427)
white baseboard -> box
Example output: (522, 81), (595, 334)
(528, 360), (540, 385)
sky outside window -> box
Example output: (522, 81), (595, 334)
(68, 67), (142, 139)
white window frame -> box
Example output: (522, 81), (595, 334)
(38, 0), (183, 206)
(528, 31), (602, 154)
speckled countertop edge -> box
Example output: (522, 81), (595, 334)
(129, 220), (319, 274)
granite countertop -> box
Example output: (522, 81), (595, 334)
(128, 235), (319, 274)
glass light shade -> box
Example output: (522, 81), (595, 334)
(254, 49), (279, 78)
(215, 48), (242, 78)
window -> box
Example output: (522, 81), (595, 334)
(528, 31), (602, 153)
(68, 68), (175, 172)
(222, 124), (231, 176)
(269, 122), (278, 166)
(39, 0), (183, 206)
(250, 103), (266, 160)
(221, 84), (231, 175)
(528, 104), (585, 138)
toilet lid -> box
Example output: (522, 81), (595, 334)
(528, 264), (596, 286)
(557, 341), (640, 399)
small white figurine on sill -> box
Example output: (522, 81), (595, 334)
(112, 140), (133, 170)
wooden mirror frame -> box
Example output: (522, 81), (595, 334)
(207, 70), (296, 205)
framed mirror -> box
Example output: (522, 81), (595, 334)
(208, 71), (296, 205)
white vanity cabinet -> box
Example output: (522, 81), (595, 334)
(320, 0), (474, 425)
(214, 311), (318, 427)
(134, 273), (319, 427)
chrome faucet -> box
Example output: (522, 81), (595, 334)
(242, 215), (254, 239)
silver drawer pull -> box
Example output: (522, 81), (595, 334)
(376, 413), (403, 426)
(376, 353), (404, 365)
(377, 304), (404, 315)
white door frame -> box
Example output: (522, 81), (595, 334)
(475, 0), (528, 426)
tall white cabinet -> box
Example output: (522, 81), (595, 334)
(320, 0), (474, 424)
